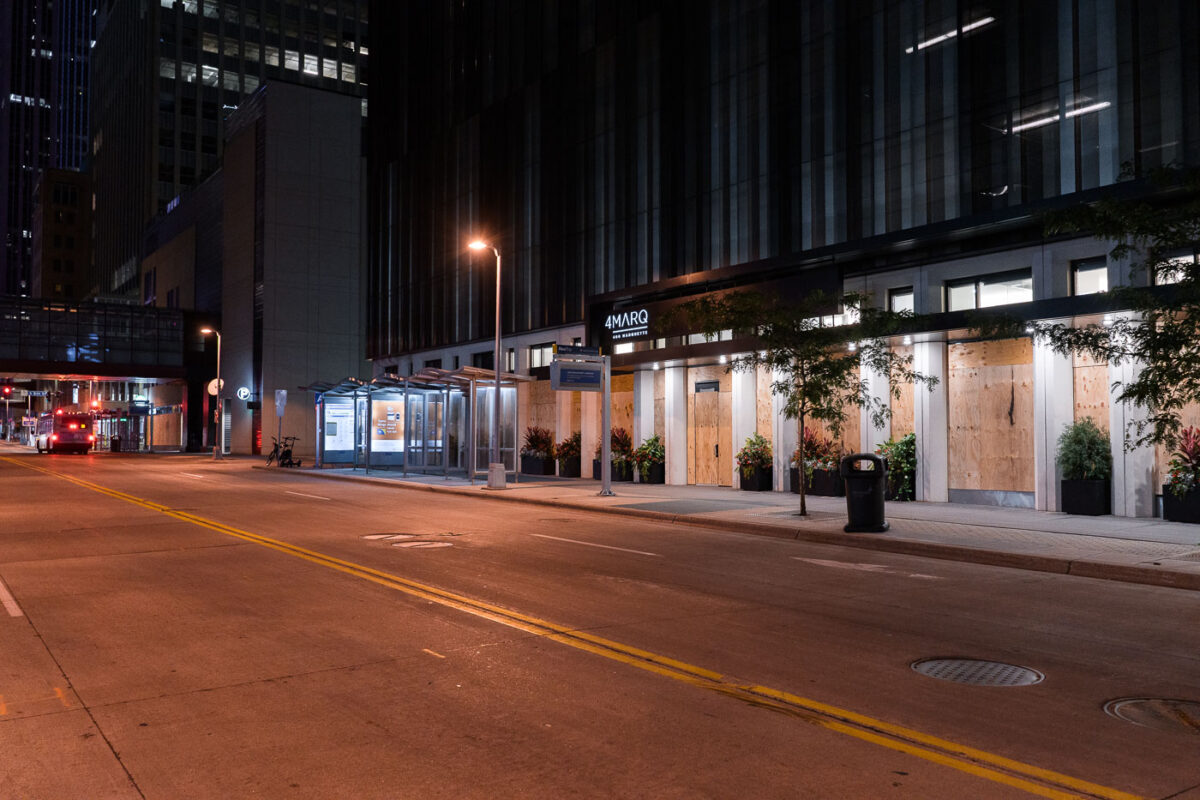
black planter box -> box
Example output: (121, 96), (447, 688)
(520, 454), (556, 475)
(639, 462), (665, 484)
(789, 466), (844, 496)
(558, 456), (581, 478)
(740, 465), (773, 491)
(593, 459), (633, 481)
(1162, 485), (1200, 523)
(1061, 478), (1110, 516)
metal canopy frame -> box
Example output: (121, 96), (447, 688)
(303, 368), (531, 483)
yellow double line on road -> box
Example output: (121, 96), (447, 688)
(5, 458), (1144, 800)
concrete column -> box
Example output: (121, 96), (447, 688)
(1032, 328), (1075, 511)
(860, 361), (891, 454)
(1109, 353), (1156, 517)
(730, 367), (757, 487)
(580, 390), (601, 475)
(663, 366), (688, 485)
(633, 370), (655, 449)
(913, 341), (949, 502)
(771, 369), (797, 492)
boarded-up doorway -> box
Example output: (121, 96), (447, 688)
(692, 380), (731, 485)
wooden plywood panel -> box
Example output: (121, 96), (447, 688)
(571, 392), (581, 433)
(612, 373), (634, 393)
(528, 379), (557, 431)
(1073, 354), (1108, 428)
(611, 391), (634, 434)
(719, 390), (733, 486)
(687, 365), (732, 393)
(948, 339), (1034, 492)
(694, 391), (720, 484)
(654, 398), (664, 441)
(756, 366), (773, 440)
(891, 344), (915, 441)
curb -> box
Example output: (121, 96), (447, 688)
(269, 466), (1200, 592)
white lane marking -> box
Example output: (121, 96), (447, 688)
(0, 577), (24, 617)
(179, 472), (205, 479)
(792, 557), (941, 580)
(362, 533), (413, 540)
(531, 533), (660, 557)
(394, 541), (452, 549)
(285, 490), (330, 501)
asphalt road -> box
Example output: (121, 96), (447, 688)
(1, 451), (1197, 799)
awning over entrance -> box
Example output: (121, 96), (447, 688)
(301, 368), (531, 481)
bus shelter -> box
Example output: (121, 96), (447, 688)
(304, 367), (528, 483)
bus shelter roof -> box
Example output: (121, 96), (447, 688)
(301, 366), (531, 397)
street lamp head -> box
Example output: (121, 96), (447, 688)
(201, 327), (215, 335)
(468, 240), (489, 251)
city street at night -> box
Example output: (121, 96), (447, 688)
(1, 450), (1197, 799)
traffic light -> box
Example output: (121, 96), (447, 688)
(1, 382), (12, 399)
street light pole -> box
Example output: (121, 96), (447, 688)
(201, 327), (223, 460)
(469, 240), (505, 489)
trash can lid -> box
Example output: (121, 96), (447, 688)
(839, 452), (887, 477)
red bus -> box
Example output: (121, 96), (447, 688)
(35, 410), (96, 454)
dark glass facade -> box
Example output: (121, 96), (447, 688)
(91, 0), (368, 299)
(367, 0), (1200, 360)
(0, 0), (96, 296)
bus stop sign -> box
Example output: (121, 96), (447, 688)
(275, 389), (288, 417)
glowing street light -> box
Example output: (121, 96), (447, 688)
(468, 239), (504, 488)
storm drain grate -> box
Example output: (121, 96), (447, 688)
(1104, 698), (1200, 735)
(911, 658), (1044, 686)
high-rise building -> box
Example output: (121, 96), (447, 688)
(364, 1), (1200, 515)
(90, 0), (368, 300)
(0, 0), (96, 296)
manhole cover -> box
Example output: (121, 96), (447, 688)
(393, 541), (452, 549)
(1104, 698), (1200, 734)
(911, 658), (1044, 686)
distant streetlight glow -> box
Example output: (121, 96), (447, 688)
(201, 327), (223, 460)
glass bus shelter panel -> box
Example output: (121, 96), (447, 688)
(320, 399), (357, 464)
(370, 393), (405, 466)
(447, 391), (467, 471)
(474, 386), (517, 473)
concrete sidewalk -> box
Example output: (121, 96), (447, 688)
(289, 465), (1200, 592)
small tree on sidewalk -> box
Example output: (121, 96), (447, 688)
(974, 166), (1200, 451)
(671, 290), (937, 516)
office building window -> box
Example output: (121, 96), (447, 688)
(423, 358), (442, 369)
(472, 350), (493, 370)
(1155, 254), (1196, 286)
(946, 270), (1033, 311)
(1071, 258), (1108, 295)
(889, 287), (915, 313)
(506, 348), (515, 372)
(529, 342), (555, 369)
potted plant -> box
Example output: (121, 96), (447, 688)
(634, 433), (665, 484)
(1164, 427), (1200, 523)
(790, 429), (844, 497)
(875, 433), (916, 501)
(1056, 418), (1112, 515)
(556, 431), (581, 477)
(593, 427), (634, 481)
(520, 426), (556, 475)
(736, 432), (773, 491)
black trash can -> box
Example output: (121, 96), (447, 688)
(110, 435), (121, 453)
(839, 453), (889, 532)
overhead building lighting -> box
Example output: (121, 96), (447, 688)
(906, 16), (995, 54)
(1065, 100), (1111, 118)
(1007, 100), (1111, 134)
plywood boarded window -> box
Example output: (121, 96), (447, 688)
(948, 338), (1034, 492)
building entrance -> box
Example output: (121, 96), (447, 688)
(692, 380), (731, 486)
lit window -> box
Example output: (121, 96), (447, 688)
(529, 343), (555, 369)
(614, 343), (634, 355)
(244, 44), (260, 62)
(1156, 255), (1195, 286)
(158, 58), (177, 79)
(1071, 258), (1108, 295)
(946, 270), (1033, 311)
(322, 60), (337, 79)
(889, 287), (915, 313)
(505, 348), (515, 372)
(284, 50), (300, 71)
(265, 46), (279, 67)
(304, 54), (318, 75)
(202, 33), (218, 53)
(341, 62), (356, 83)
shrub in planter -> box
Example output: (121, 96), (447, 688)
(556, 431), (582, 477)
(634, 434), (666, 484)
(875, 433), (916, 501)
(1164, 427), (1200, 523)
(789, 429), (844, 496)
(1056, 417), (1112, 516)
(520, 426), (556, 475)
(736, 433), (773, 491)
(593, 427), (635, 481)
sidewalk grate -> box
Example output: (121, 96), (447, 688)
(1104, 698), (1200, 735)
(911, 658), (1044, 686)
